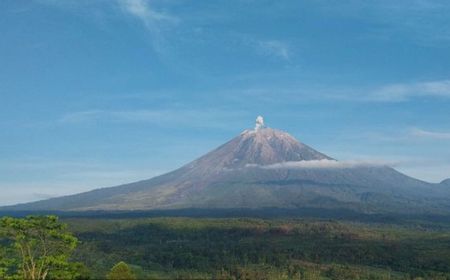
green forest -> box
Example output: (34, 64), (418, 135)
(1, 214), (450, 279)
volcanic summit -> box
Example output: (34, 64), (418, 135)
(4, 116), (450, 214)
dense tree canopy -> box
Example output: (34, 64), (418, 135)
(1, 215), (450, 279)
(68, 217), (450, 279)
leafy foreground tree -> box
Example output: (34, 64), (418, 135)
(106, 262), (136, 280)
(0, 245), (15, 279)
(0, 215), (85, 280)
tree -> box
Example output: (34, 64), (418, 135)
(106, 261), (136, 280)
(0, 215), (79, 280)
(0, 243), (19, 280)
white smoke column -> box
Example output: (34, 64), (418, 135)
(255, 115), (265, 130)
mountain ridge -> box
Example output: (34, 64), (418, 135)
(441, 178), (450, 186)
(2, 116), (450, 214)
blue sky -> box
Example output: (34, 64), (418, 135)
(1, 0), (450, 205)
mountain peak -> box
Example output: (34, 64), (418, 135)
(189, 122), (333, 173)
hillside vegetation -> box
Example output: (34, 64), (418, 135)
(65, 217), (450, 279)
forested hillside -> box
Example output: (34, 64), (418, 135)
(66, 217), (450, 279)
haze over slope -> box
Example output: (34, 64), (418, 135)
(4, 117), (450, 214)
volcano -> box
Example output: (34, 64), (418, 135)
(4, 116), (450, 214)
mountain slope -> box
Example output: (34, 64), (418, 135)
(3, 117), (450, 214)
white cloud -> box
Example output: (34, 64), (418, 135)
(215, 79), (450, 104)
(257, 40), (290, 60)
(117, 0), (178, 54)
(118, 0), (177, 27)
(246, 159), (390, 170)
(411, 128), (450, 140)
(245, 158), (450, 183)
(370, 80), (450, 101)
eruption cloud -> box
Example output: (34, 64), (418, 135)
(255, 115), (265, 130)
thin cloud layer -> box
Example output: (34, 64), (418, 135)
(246, 159), (390, 170)
(117, 0), (178, 54)
(371, 80), (450, 101)
(118, 0), (177, 26)
(411, 128), (450, 140)
(257, 40), (291, 60)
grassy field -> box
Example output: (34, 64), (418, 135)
(63, 217), (450, 279)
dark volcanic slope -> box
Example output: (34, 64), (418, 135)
(3, 125), (450, 214)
